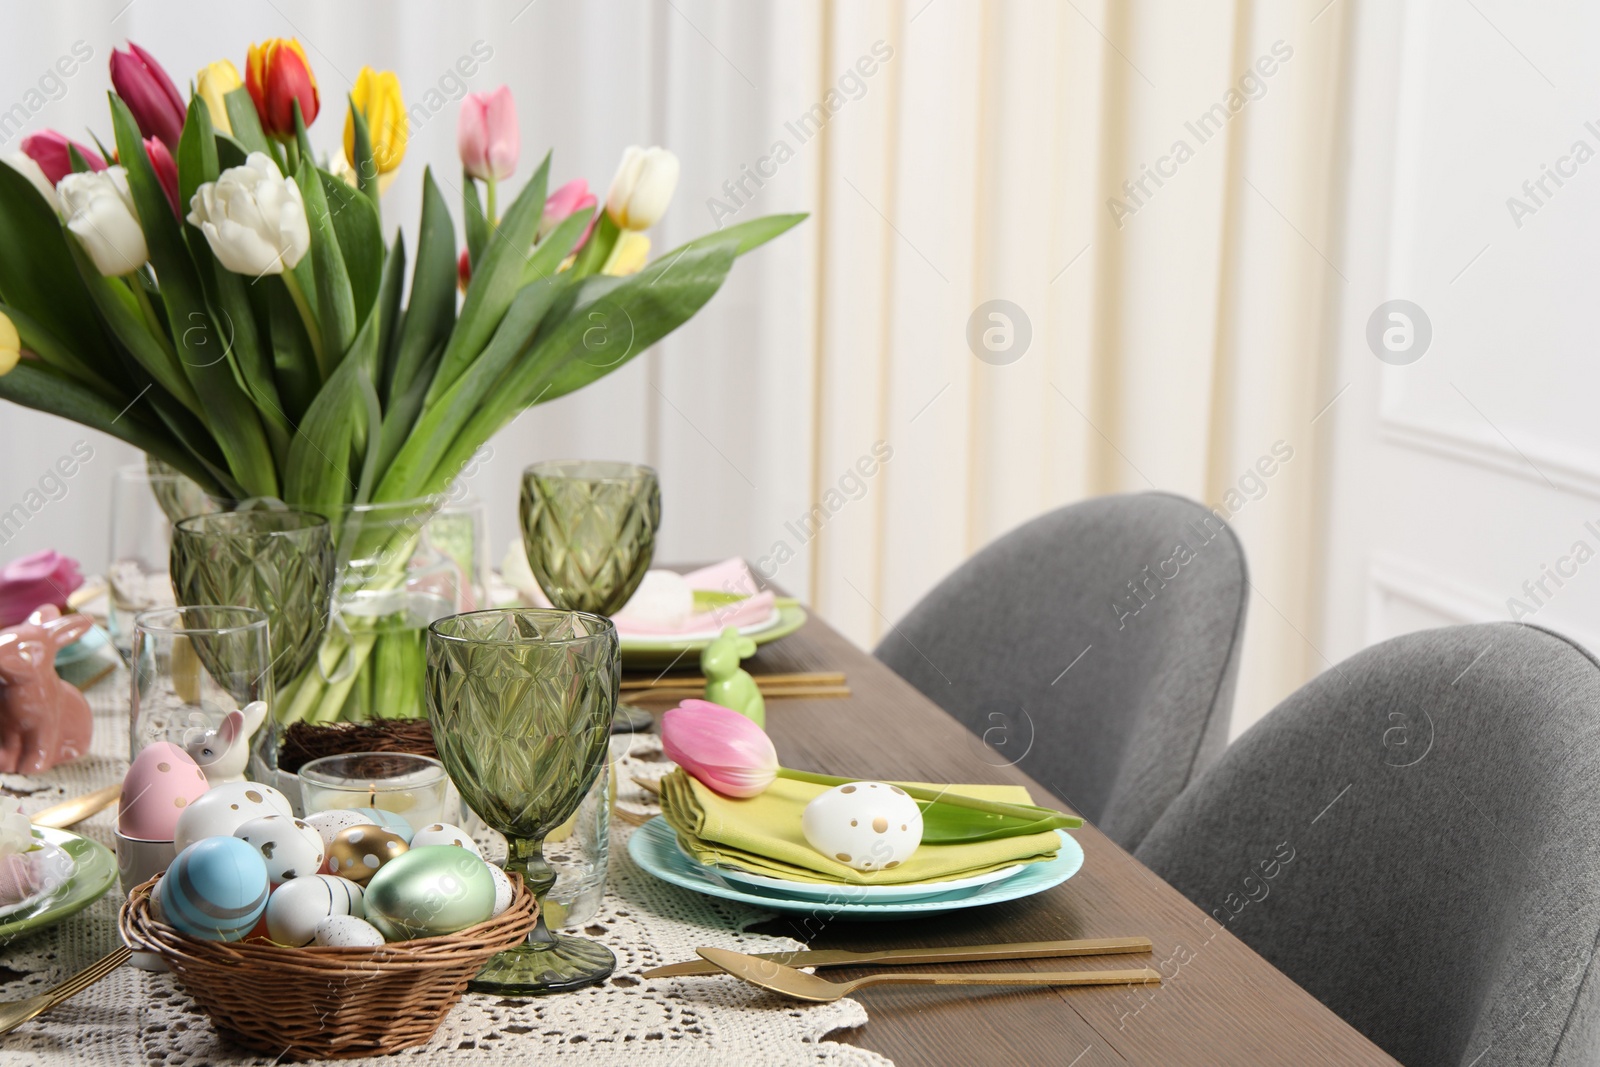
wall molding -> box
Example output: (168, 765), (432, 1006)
(1366, 554), (1600, 654)
(1379, 413), (1600, 503)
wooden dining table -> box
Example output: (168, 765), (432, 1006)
(628, 594), (1400, 1066)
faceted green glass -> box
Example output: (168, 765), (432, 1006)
(519, 461), (661, 616)
(427, 609), (619, 995)
(170, 510), (335, 690)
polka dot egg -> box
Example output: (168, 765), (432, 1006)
(119, 742), (210, 841)
(326, 825), (409, 885)
(408, 823), (482, 859)
(801, 781), (924, 872)
(233, 814), (326, 883)
(174, 782), (294, 852)
(304, 809), (376, 849)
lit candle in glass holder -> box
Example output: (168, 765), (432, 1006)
(298, 752), (449, 833)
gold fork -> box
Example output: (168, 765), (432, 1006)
(0, 946), (131, 1036)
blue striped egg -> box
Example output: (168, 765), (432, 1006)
(159, 837), (269, 942)
(347, 808), (416, 843)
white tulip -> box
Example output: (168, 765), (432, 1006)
(4, 152), (58, 210)
(605, 145), (680, 231)
(57, 166), (148, 277)
(187, 152), (310, 277)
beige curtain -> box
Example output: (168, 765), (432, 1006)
(789, 0), (1354, 733)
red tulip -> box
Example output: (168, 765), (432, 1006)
(457, 86), (518, 182)
(539, 178), (599, 255)
(110, 42), (186, 151)
(20, 131), (106, 186)
(145, 137), (179, 217)
(661, 699), (780, 798)
(457, 248), (471, 293)
(246, 38), (320, 139)
(0, 551), (83, 628)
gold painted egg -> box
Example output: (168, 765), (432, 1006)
(325, 825), (408, 885)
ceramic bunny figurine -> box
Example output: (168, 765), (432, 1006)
(184, 700), (267, 785)
(0, 605), (94, 774)
(701, 626), (764, 727)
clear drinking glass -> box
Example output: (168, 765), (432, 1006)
(426, 608), (618, 995)
(541, 733), (629, 928)
(519, 461), (660, 616)
(107, 463), (217, 654)
(130, 606), (273, 761)
(170, 510), (335, 690)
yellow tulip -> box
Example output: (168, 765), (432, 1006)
(0, 310), (20, 376)
(603, 231), (650, 276)
(344, 66), (408, 179)
(196, 60), (242, 136)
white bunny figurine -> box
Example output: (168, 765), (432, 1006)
(185, 700), (268, 785)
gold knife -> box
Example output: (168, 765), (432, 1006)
(642, 936), (1152, 978)
(31, 784), (122, 830)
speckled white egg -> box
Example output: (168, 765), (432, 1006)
(312, 914), (386, 948)
(408, 822), (482, 858)
(174, 781), (294, 852)
(304, 809), (377, 849)
(485, 863), (514, 917)
(234, 814), (326, 883)
(264, 873), (365, 946)
(801, 781), (924, 872)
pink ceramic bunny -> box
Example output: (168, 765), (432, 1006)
(0, 605), (94, 774)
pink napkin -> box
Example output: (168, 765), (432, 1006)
(611, 559), (777, 638)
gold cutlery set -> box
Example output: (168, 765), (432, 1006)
(622, 671), (851, 701)
(645, 936), (1161, 1001)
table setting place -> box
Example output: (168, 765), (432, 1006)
(0, 35), (1163, 1065)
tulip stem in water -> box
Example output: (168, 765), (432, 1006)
(774, 768), (1082, 826)
(281, 270), (326, 377)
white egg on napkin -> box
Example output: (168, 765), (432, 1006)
(801, 781), (924, 872)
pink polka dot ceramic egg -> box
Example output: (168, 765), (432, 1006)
(119, 742), (211, 841)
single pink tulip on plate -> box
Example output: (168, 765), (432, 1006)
(457, 86), (519, 182)
(661, 699), (780, 798)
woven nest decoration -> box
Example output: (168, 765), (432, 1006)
(119, 873), (535, 1060)
(278, 719), (438, 773)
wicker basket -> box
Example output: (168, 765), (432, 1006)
(119, 872), (536, 1060)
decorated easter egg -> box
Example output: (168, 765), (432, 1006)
(303, 809), (376, 849)
(326, 826), (409, 885)
(120, 742), (211, 841)
(346, 808), (416, 842)
(801, 781), (924, 872)
(408, 823), (482, 858)
(233, 815), (326, 883)
(312, 914), (386, 948)
(264, 873), (366, 946)
(174, 782), (294, 852)
(363, 846), (496, 940)
(158, 837), (269, 941)
(486, 863), (514, 918)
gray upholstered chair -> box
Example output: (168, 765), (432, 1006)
(1136, 622), (1600, 1067)
(873, 492), (1248, 850)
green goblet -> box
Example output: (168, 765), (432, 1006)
(426, 608), (619, 994)
(519, 461), (660, 616)
(170, 510), (335, 690)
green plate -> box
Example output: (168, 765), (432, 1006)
(0, 828), (117, 945)
(620, 600), (808, 668)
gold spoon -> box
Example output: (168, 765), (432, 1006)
(695, 947), (1161, 1003)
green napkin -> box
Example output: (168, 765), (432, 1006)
(659, 771), (1064, 886)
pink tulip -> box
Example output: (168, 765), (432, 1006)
(457, 86), (518, 182)
(661, 699), (780, 798)
(20, 131), (106, 186)
(110, 42), (187, 151)
(539, 178), (599, 255)
(0, 551), (83, 628)
(144, 137), (180, 217)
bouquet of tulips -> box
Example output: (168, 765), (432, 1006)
(0, 39), (801, 725)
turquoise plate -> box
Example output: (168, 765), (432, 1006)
(627, 817), (1083, 919)
(0, 827), (117, 944)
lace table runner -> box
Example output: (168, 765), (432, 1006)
(0, 671), (891, 1066)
